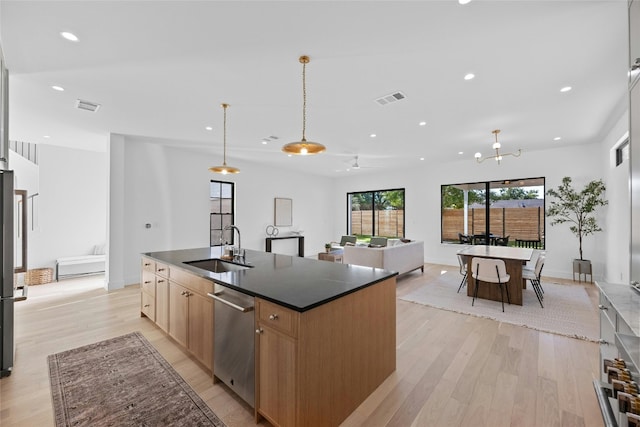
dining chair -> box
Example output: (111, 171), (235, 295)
(524, 251), (546, 294)
(523, 255), (545, 308)
(456, 253), (468, 293)
(458, 233), (472, 245)
(471, 257), (511, 312)
(494, 235), (510, 246)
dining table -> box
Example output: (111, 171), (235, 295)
(458, 245), (534, 306)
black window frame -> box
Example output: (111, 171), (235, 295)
(440, 177), (545, 248)
(210, 180), (235, 247)
(346, 188), (406, 239)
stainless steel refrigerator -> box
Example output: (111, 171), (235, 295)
(0, 170), (14, 377)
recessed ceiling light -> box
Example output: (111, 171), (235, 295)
(370, 133), (376, 138)
(60, 31), (79, 42)
(261, 140), (268, 145)
(420, 157), (425, 161)
(43, 135), (50, 138)
(464, 73), (475, 80)
(560, 86), (572, 92)
(554, 136), (562, 141)
(459, 0), (472, 4)
(205, 126), (213, 131)
(458, 151), (464, 155)
(419, 121), (427, 126)
(287, 154), (292, 157)
(51, 85), (64, 91)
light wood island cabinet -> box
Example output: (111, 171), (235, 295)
(141, 256), (213, 372)
(142, 248), (397, 427)
(255, 276), (396, 427)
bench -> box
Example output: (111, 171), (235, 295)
(56, 255), (106, 280)
(56, 245), (106, 280)
(515, 239), (543, 249)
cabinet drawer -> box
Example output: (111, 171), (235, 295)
(141, 291), (155, 321)
(170, 268), (214, 297)
(141, 257), (155, 272)
(598, 293), (615, 327)
(257, 299), (299, 337)
(155, 262), (169, 278)
(141, 271), (155, 296)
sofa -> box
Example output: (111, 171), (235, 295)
(343, 240), (424, 275)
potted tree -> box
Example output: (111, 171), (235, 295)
(546, 176), (607, 280)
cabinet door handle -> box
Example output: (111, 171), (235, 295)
(598, 304), (608, 310)
(181, 291), (186, 296)
(143, 304), (150, 308)
(144, 281), (151, 284)
(144, 263), (151, 267)
(633, 58), (640, 71)
(599, 339), (609, 345)
(269, 314), (279, 320)
(158, 268), (166, 272)
(255, 328), (263, 334)
(157, 279), (165, 283)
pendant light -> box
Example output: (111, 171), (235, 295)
(474, 129), (522, 165)
(282, 55), (326, 155)
(209, 103), (240, 174)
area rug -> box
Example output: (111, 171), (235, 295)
(400, 270), (599, 342)
(48, 332), (226, 427)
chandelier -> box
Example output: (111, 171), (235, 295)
(474, 129), (521, 165)
(282, 55), (326, 155)
(209, 103), (240, 174)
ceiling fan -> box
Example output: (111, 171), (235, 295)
(347, 155), (377, 170)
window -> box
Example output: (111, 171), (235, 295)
(441, 177), (545, 248)
(347, 188), (405, 240)
(210, 180), (234, 246)
(616, 139), (630, 167)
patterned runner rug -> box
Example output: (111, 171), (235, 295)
(400, 270), (599, 341)
(48, 331), (226, 427)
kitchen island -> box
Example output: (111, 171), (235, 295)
(141, 247), (398, 427)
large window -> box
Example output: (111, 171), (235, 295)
(210, 180), (234, 246)
(348, 188), (405, 240)
(441, 177), (545, 248)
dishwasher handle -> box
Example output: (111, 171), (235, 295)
(207, 292), (254, 313)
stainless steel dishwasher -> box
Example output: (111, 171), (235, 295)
(207, 284), (255, 407)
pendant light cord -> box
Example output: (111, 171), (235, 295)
(222, 103), (228, 166)
(300, 56), (308, 142)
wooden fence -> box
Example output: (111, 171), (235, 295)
(442, 207), (544, 242)
(351, 210), (404, 238)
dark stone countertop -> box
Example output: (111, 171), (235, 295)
(142, 247), (397, 312)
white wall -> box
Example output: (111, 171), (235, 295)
(24, 145), (107, 270)
(601, 112), (630, 284)
(331, 143), (605, 280)
(107, 135), (335, 289)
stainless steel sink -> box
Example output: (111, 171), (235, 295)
(184, 258), (253, 273)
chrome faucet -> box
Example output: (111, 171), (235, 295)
(224, 225), (243, 261)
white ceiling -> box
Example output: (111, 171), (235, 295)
(0, 0), (629, 177)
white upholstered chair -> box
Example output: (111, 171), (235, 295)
(456, 253), (468, 293)
(523, 255), (545, 308)
(471, 257), (511, 312)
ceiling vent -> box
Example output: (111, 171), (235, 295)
(375, 91), (406, 106)
(75, 99), (101, 112)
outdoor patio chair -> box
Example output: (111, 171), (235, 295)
(458, 233), (472, 244)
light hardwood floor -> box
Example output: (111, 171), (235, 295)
(0, 265), (603, 427)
